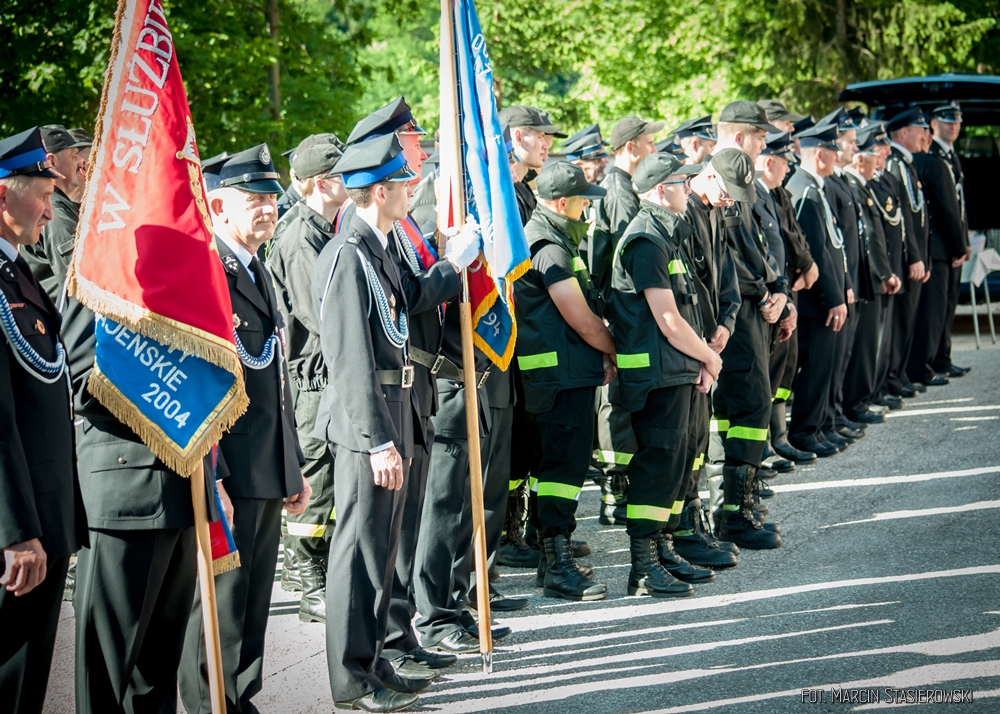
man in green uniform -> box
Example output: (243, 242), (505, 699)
(514, 161), (614, 601)
(0, 127), (88, 714)
(610, 153), (723, 595)
(267, 138), (347, 623)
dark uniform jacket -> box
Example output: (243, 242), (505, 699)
(0, 251), (87, 559)
(771, 185), (815, 277)
(929, 138), (966, 237)
(913, 152), (965, 262)
(513, 171), (538, 227)
(826, 171), (861, 296)
(312, 215), (420, 457)
(684, 194), (741, 338)
(267, 205), (334, 393)
(717, 195), (786, 303)
(885, 146), (929, 267)
(609, 202), (704, 412)
(871, 171), (908, 292)
(844, 170), (894, 297)
(753, 183), (787, 279)
(409, 175), (437, 235)
(592, 166), (639, 296)
(22, 187), (78, 304)
(216, 239), (303, 500)
(786, 168), (848, 319)
(276, 184), (303, 221)
(514, 206), (605, 415)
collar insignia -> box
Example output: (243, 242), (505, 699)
(222, 254), (240, 275)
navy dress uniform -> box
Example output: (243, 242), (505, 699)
(927, 102), (968, 377)
(0, 127), (87, 714)
(178, 146), (306, 714)
(884, 108), (930, 397)
(311, 135), (425, 711)
(786, 124), (849, 458)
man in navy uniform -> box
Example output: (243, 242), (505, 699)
(313, 134), (432, 712)
(0, 126), (87, 714)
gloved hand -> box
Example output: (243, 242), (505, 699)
(442, 218), (481, 272)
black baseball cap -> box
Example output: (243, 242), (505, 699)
(0, 127), (64, 179)
(610, 116), (666, 151)
(498, 105), (563, 136)
(535, 161), (607, 200)
(633, 153), (702, 193)
(40, 124), (91, 154)
(292, 141), (343, 179)
(756, 99), (805, 123)
(68, 128), (94, 146)
(708, 148), (756, 203)
(718, 101), (781, 133)
(217, 144), (284, 194)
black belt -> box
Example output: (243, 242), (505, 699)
(375, 366), (414, 388)
(410, 346), (490, 388)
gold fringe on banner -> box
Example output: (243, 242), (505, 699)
(212, 551), (241, 576)
(86, 365), (249, 478)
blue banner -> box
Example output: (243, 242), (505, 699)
(93, 315), (240, 455)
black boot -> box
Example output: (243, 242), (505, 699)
(281, 534), (302, 592)
(770, 402), (817, 463)
(537, 536), (592, 586)
(498, 489), (540, 568)
(715, 465), (782, 550)
(627, 537), (693, 597)
(542, 535), (607, 601)
(599, 472), (629, 525)
(672, 500), (738, 568)
(652, 532), (716, 583)
(298, 555), (328, 623)
(700, 502), (739, 555)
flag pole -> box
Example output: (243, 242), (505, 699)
(440, 0), (493, 674)
(190, 460), (228, 713)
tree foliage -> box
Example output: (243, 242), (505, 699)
(1, 0), (997, 157)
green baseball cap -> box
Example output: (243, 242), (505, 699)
(536, 161), (607, 200)
(633, 153), (702, 193)
(708, 148), (756, 203)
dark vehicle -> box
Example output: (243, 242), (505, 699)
(840, 73), (1000, 300)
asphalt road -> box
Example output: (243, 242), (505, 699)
(44, 332), (1000, 713)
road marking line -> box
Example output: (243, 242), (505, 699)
(770, 466), (1000, 494)
(955, 426), (979, 431)
(886, 404), (1000, 417)
(951, 415), (999, 421)
(823, 500), (1000, 528)
(916, 397), (975, 405)
(500, 565), (1000, 632)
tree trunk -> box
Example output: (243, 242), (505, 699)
(835, 0), (853, 84)
(265, 0), (281, 129)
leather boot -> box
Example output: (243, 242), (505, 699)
(699, 502), (739, 555)
(672, 499), (738, 568)
(497, 512), (540, 568)
(537, 536), (592, 586)
(298, 555), (328, 623)
(627, 537), (693, 597)
(599, 472), (629, 525)
(652, 532), (715, 583)
(715, 465), (782, 550)
(770, 402), (817, 463)
(281, 534), (301, 592)
(542, 535), (607, 601)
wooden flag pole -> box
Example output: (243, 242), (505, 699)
(440, 0), (492, 675)
(190, 460), (228, 713)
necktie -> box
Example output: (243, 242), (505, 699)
(249, 256), (271, 309)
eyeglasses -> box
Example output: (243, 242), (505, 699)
(660, 179), (687, 185)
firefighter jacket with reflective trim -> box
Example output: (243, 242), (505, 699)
(609, 202), (705, 412)
(514, 206), (606, 415)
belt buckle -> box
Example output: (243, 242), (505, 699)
(430, 354), (445, 375)
(401, 365), (415, 388)
(477, 368), (491, 389)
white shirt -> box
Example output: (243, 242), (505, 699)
(890, 141), (913, 164)
(357, 213), (389, 251)
(0, 238), (18, 262)
(216, 233), (258, 282)
(844, 166), (866, 186)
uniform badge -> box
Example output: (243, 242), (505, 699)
(233, 313), (241, 328)
(744, 173), (752, 184)
(35, 319), (46, 335)
(390, 294), (396, 308)
(886, 198), (894, 211)
(222, 254), (240, 275)
(867, 197), (874, 206)
(390, 307), (396, 322)
(259, 146), (271, 165)
(0, 258), (15, 282)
